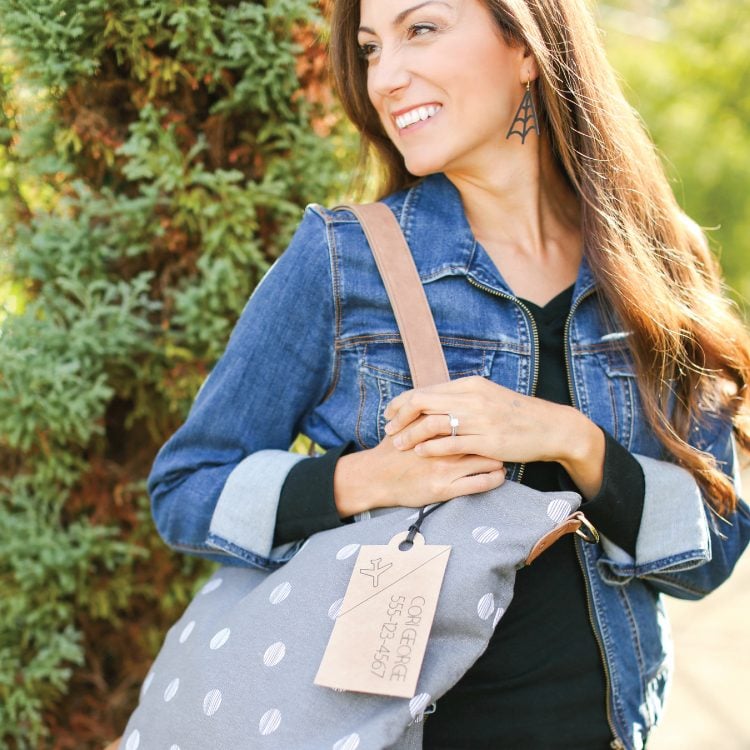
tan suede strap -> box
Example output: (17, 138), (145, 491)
(525, 511), (600, 565)
(334, 202), (449, 389)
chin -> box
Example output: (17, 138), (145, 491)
(402, 156), (447, 178)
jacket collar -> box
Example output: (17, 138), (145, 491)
(388, 171), (597, 304)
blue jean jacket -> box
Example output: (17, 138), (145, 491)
(148, 172), (750, 750)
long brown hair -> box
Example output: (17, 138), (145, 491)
(328, 0), (750, 514)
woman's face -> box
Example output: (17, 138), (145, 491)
(358, 0), (531, 178)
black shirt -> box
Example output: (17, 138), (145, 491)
(274, 283), (645, 748)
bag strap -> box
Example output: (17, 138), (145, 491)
(333, 202), (450, 388)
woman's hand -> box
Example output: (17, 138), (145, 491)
(333, 419), (507, 516)
(382, 376), (606, 499)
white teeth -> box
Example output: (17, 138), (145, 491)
(395, 104), (441, 130)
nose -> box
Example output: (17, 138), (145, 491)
(367, 45), (411, 100)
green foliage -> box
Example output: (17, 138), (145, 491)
(0, 0), (348, 745)
(601, 0), (750, 308)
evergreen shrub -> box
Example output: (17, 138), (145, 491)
(0, 1), (348, 745)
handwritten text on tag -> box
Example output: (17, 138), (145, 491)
(315, 531), (451, 698)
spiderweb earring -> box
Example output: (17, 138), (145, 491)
(506, 80), (540, 144)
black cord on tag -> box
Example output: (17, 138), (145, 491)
(399, 502), (445, 551)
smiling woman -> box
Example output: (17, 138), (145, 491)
(110, 0), (750, 748)
(356, 0), (534, 180)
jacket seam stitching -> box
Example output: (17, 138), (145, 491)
(319, 212), (343, 404)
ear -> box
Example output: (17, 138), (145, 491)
(520, 48), (540, 84)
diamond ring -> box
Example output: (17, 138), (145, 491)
(448, 413), (459, 438)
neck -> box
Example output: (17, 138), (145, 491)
(444, 137), (581, 261)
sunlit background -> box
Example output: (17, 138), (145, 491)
(0, 0), (747, 747)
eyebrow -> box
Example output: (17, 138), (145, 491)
(358, 1), (453, 35)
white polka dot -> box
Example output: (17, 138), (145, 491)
(269, 581), (292, 604)
(333, 734), (360, 750)
(169, 746), (180, 750)
(203, 689), (222, 716)
(328, 597), (344, 620)
(547, 498), (572, 524)
(492, 606), (506, 628)
(200, 577), (223, 595)
(409, 692), (432, 720)
(125, 730), (140, 750)
(259, 708), (282, 735)
(336, 543), (360, 560)
(140, 671), (155, 698)
(263, 641), (286, 667)
(209, 627), (231, 650)
(472, 526), (500, 544)
(178, 620), (195, 644)
(477, 593), (495, 620)
(163, 677), (180, 702)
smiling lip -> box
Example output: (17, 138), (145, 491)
(392, 103), (443, 133)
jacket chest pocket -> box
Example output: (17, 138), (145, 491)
(355, 341), (492, 449)
(595, 343), (661, 456)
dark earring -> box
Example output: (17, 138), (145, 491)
(506, 80), (540, 144)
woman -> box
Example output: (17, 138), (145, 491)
(125, 0), (750, 748)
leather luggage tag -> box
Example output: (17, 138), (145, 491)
(315, 531), (451, 698)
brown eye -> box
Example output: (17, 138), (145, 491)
(407, 22), (437, 38)
(357, 42), (379, 60)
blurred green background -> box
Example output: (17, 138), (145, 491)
(0, 0), (747, 747)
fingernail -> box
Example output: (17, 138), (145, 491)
(384, 421), (393, 434)
(393, 436), (403, 448)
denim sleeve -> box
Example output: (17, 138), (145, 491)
(596, 417), (750, 600)
(147, 205), (337, 569)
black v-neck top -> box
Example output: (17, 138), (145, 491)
(274, 283), (645, 748)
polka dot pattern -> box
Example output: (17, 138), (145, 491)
(269, 581), (291, 604)
(178, 620), (195, 644)
(140, 671), (154, 698)
(118, 484), (583, 746)
(263, 641), (286, 667)
(328, 597), (344, 620)
(547, 498), (572, 524)
(200, 577), (223, 595)
(477, 593), (495, 620)
(472, 526), (499, 544)
(332, 734), (360, 750)
(492, 606), (506, 629)
(203, 689), (222, 716)
(409, 692), (432, 720)
(259, 708), (282, 735)
(209, 627), (230, 650)
(336, 543), (360, 560)
(163, 677), (180, 703)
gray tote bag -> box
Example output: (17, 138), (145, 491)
(120, 203), (594, 750)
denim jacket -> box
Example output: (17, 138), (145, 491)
(148, 172), (750, 750)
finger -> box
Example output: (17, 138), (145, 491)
(391, 413), (455, 450)
(459, 455), (505, 475)
(450, 468), (506, 498)
(413, 435), (487, 458)
(385, 391), (467, 435)
(383, 379), (478, 421)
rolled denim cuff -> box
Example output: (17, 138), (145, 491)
(597, 454), (711, 584)
(207, 449), (308, 567)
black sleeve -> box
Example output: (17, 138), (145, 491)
(559, 428), (645, 557)
(273, 441), (358, 546)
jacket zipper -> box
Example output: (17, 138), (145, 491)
(466, 276), (539, 484)
(564, 288), (625, 750)
(468, 277), (625, 748)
